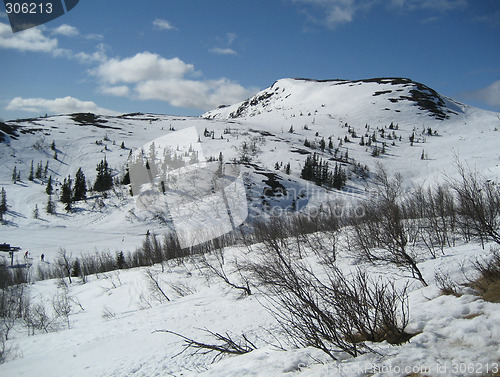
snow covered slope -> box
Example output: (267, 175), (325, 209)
(1, 78), (499, 261)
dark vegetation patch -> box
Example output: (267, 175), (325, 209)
(290, 148), (311, 155)
(0, 122), (19, 141)
(71, 113), (121, 130)
(373, 90), (392, 96)
(249, 129), (274, 137)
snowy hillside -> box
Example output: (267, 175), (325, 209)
(1, 77), (500, 376)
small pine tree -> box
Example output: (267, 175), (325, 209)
(288, 125), (294, 133)
(0, 188), (7, 221)
(304, 138), (310, 147)
(12, 166), (17, 184)
(320, 138), (326, 151)
(33, 204), (39, 219)
(60, 176), (73, 211)
(285, 162), (291, 175)
(421, 150), (425, 160)
(71, 259), (81, 278)
(328, 138), (333, 150)
(46, 195), (55, 214)
(94, 158), (113, 192)
(51, 140), (56, 151)
(35, 162), (43, 179)
(53, 150), (58, 160)
(44, 161), (49, 178)
(73, 168), (87, 201)
(46, 176), (53, 195)
(29, 160), (34, 181)
(274, 162), (280, 170)
(120, 141), (125, 149)
(116, 251), (126, 269)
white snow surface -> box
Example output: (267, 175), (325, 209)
(1, 78), (500, 376)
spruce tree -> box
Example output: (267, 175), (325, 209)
(0, 188), (7, 221)
(73, 168), (87, 201)
(44, 161), (49, 178)
(35, 162), (43, 179)
(29, 160), (34, 181)
(33, 204), (39, 219)
(94, 158), (113, 192)
(285, 162), (291, 175)
(319, 138), (326, 151)
(60, 176), (72, 211)
(46, 175), (53, 195)
(12, 166), (17, 184)
(46, 195), (55, 214)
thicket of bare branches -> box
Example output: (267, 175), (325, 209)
(451, 164), (500, 246)
(349, 170), (428, 286)
(244, 215), (411, 360)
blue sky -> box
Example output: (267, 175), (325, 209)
(1, 0), (499, 120)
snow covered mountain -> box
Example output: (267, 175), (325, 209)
(1, 78), (499, 258)
(1, 77), (500, 376)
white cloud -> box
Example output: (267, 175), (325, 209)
(292, 0), (467, 28)
(100, 85), (131, 97)
(72, 43), (108, 64)
(390, 0), (467, 12)
(135, 78), (257, 110)
(153, 19), (177, 31)
(463, 80), (500, 108)
(210, 47), (237, 55)
(92, 52), (258, 110)
(94, 52), (194, 84)
(0, 22), (58, 52)
(292, 0), (357, 28)
(6, 96), (119, 115)
(52, 24), (79, 37)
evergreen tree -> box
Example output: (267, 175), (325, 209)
(60, 176), (72, 211)
(319, 138), (326, 151)
(328, 138), (333, 150)
(94, 158), (113, 192)
(33, 204), (39, 219)
(44, 161), (49, 178)
(116, 251), (126, 269)
(288, 125), (294, 133)
(0, 188), (7, 221)
(35, 162), (43, 179)
(51, 140), (56, 151)
(46, 195), (55, 214)
(29, 160), (34, 181)
(46, 175), (53, 195)
(12, 166), (17, 184)
(285, 162), (291, 175)
(73, 167), (87, 201)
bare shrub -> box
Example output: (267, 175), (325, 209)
(469, 247), (500, 302)
(434, 270), (461, 297)
(350, 169), (428, 286)
(452, 164), (500, 246)
(245, 222), (411, 360)
(156, 328), (257, 363)
(198, 250), (251, 297)
(144, 268), (170, 303)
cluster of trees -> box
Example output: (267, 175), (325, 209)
(301, 153), (347, 189)
(28, 161), (49, 181)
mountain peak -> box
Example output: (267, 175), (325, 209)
(203, 77), (465, 122)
